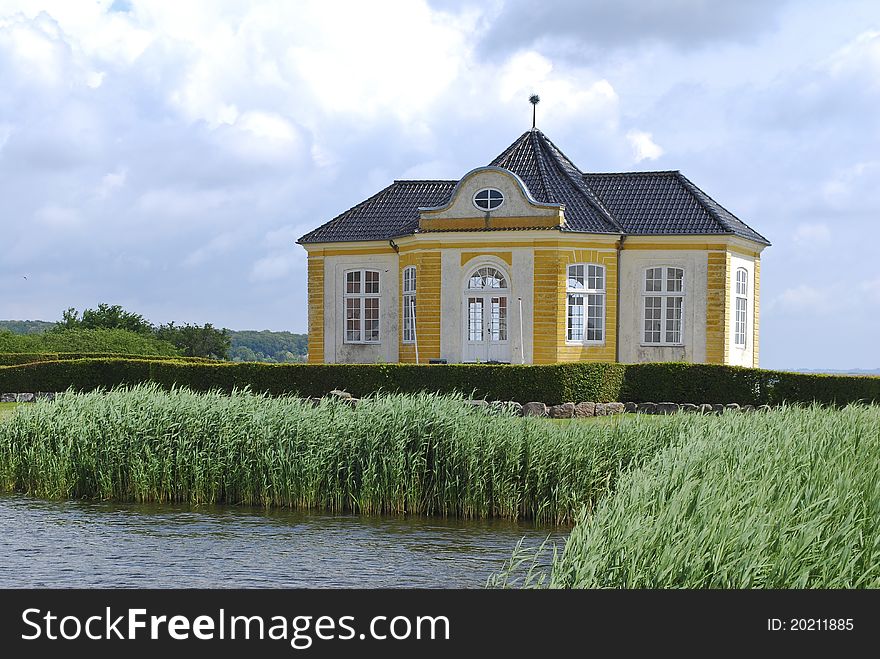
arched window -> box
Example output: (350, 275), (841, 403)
(643, 266), (684, 345)
(467, 266), (508, 290)
(734, 267), (748, 347)
(402, 266), (416, 344)
(566, 264), (605, 343)
(344, 269), (380, 343)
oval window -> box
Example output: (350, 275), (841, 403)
(473, 188), (504, 211)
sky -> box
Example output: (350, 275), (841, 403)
(0, 0), (878, 370)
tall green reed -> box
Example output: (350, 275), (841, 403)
(0, 384), (680, 523)
(522, 404), (880, 588)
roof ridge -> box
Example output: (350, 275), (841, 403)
(529, 130), (553, 202)
(488, 130), (532, 167)
(675, 172), (770, 244)
(297, 181), (402, 244)
(673, 172), (735, 234)
(584, 170), (681, 176)
(393, 179), (458, 184)
(534, 130), (624, 233)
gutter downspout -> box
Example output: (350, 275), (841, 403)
(615, 234), (626, 363)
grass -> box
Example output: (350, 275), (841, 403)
(491, 404), (880, 588)
(0, 385), (682, 523)
(0, 402), (19, 420)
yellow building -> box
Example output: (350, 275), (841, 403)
(298, 128), (769, 366)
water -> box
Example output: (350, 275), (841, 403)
(0, 494), (559, 588)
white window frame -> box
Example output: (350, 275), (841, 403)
(566, 263), (605, 345)
(472, 188), (504, 212)
(734, 267), (748, 348)
(641, 266), (685, 346)
(343, 269), (381, 344)
(402, 265), (416, 344)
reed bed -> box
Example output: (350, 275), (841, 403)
(0, 385), (681, 523)
(517, 404), (879, 588)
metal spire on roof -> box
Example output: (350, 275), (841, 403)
(529, 94), (540, 129)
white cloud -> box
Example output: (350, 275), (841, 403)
(822, 161), (880, 206)
(250, 252), (297, 282)
(498, 51), (620, 128)
(183, 232), (239, 267)
(825, 30), (880, 86)
(34, 204), (81, 228)
(625, 129), (663, 162)
(95, 167), (127, 199)
(0, 0), (877, 369)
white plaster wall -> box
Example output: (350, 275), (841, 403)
(618, 250), (708, 363)
(323, 253), (399, 364)
(727, 253), (756, 367)
(424, 169), (558, 220)
(439, 250), (534, 363)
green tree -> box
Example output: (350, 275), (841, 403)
(155, 322), (230, 359)
(56, 304), (154, 335)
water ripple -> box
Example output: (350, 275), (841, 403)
(0, 494), (560, 588)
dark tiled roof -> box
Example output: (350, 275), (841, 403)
(297, 180), (456, 244)
(298, 130), (769, 246)
(584, 171), (769, 244)
(489, 130), (620, 234)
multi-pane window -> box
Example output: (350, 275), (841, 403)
(566, 264), (605, 343)
(467, 266), (507, 290)
(488, 296), (507, 341)
(402, 266), (416, 344)
(735, 267), (748, 347)
(344, 269), (380, 343)
(473, 188), (504, 211)
(643, 266), (684, 345)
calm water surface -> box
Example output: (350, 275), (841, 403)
(0, 494), (559, 588)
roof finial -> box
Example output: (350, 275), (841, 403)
(529, 94), (540, 130)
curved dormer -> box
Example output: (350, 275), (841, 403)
(418, 166), (564, 232)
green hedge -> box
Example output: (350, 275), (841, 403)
(0, 359), (876, 406)
(0, 359), (625, 404)
(621, 363), (880, 406)
(0, 353), (218, 367)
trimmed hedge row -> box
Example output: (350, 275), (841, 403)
(0, 359), (626, 404)
(0, 358), (876, 406)
(621, 363), (880, 406)
(0, 353), (218, 367)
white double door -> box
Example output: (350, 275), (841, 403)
(463, 293), (511, 363)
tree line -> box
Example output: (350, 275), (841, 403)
(1, 305), (307, 361)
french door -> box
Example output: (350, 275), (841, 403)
(463, 294), (511, 362)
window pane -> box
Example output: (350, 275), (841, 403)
(474, 189), (503, 211)
(587, 293), (604, 341)
(365, 270), (380, 295)
(403, 294), (415, 343)
(645, 268), (662, 292)
(567, 294), (584, 342)
(346, 298), (361, 342)
(468, 297), (483, 341)
(364, 297), (379, 342)
(587, 265), (604, 291)
(665, 296), (683, 344)
(490, 297), (507, 341)
(736, 269), (748, 296)
(346, 271), (361, 294)
(567, 264), (585, 290)
(468, 266), (507, 290)
(667, 268), (683, 293)
(735, 296), (747, 346)
(644, 296), (661, 343)
(403, 267), (416, 294)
